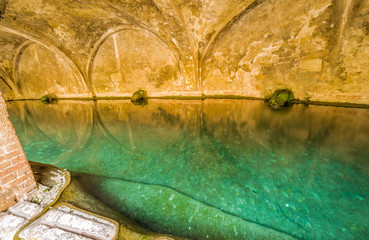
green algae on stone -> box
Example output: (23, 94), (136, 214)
(269, 89), (294, 108)
(40, 93), (58, 104)
(77, 175), (295, 240)
(131, 90), (148, 106)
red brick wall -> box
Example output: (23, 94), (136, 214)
(0, 90), (37, 212)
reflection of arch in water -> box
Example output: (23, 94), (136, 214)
(87, 25), (183, 96)
(90, 101), (134, 154)
(21, 101), (94, 165)
(17, 100), (134, 165)
(95, 101), (188, 155)
(19, 103), (54, 142)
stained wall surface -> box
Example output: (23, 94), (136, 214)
(0, 90), (36, 211)
(0, 0), (368, 103)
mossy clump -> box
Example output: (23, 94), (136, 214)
(40, 93), (58, 104)
(268, 89), (294, 108)
(131, 90), (148, 106)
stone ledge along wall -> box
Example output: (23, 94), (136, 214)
(0, 0), (368, 104)
(0, 89), (37, 212)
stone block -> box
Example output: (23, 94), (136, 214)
(301, 59), (323, 72)
(8, 201), (42, 219)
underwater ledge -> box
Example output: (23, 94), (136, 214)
(61, 172), (296, 240)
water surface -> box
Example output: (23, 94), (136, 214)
(7, 100), (369, 239)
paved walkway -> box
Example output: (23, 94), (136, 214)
(0, 201), (118, 240)
(19, 203), (118, 240)
(0, 200), (42, 239)
(0, 163), (118, 240)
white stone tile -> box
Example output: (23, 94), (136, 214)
(20, 224), (93, 240)
(0, 213), (27, 240)
(8, 201), (42, 219)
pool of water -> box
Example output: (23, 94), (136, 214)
(7, 99), (369, 239)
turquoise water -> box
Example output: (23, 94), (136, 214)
(7, 100), (369, 239)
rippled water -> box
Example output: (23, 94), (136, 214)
(7, 99), (369, 239)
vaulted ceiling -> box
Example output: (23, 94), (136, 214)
(1, 0), (368, 104)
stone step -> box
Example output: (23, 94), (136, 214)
(1, 165), (118, 240)
(0, 201), (43, 240)
(20, 224), (93, 240)
(0, 212), (27, 240)
(19, 204), (119, 240)
(7, 200), (43, 219)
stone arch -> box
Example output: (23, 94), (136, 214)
(0, 25), (91, 98)
(199, 0), (264, 93)
(88, 25), (183, 97)
(14, 42), (89, 98)
(12, 40), (34, 95)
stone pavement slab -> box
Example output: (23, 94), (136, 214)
(0, 201), (43, 240)
(19, 203), (119, 240)
(0, 162), (70, 240)
(1, 162), (121, 240)
(0, 212), (27, 240)
(7, 201), (43, 219)
(20, 224), (93, 240)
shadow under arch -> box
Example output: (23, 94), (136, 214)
(17, 101), (95, 166)
(0, 24), (92, 98)
(86, 25), (184, 96)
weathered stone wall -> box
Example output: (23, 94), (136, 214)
(0, 0), (368, 104)
(202, 0), (369, 103)
(0, 90), (36, 211)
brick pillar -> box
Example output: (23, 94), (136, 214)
(0, 90), (37, 212)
